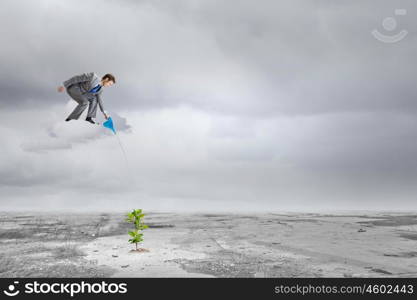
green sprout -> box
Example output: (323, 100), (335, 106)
(125, 209), (149, 251)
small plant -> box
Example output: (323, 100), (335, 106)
(125, 209), (149, 251)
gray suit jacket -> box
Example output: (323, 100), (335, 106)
(63, 72), (105, 113)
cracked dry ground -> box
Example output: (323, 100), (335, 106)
(1, 212), (417, 277)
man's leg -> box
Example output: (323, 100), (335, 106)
(66, 85), (89, 120)
(87, 98), (98, 119)
(67, 101), (89, 120)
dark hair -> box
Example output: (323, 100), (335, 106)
(102, 73), (116, 83)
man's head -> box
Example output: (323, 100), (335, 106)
(101, 73), (116, 87)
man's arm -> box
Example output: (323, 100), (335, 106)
(97, 93), (108, 119)
(62, 72), (94, 89)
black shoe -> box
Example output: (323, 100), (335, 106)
(65, 118), (71, 122)
(85, 117), (95, 124)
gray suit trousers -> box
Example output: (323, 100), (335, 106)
(66, 84), (98, 119)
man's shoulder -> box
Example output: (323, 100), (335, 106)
(87, 72), (99, 78)
(88, 73), (101, 85)
(81, 72), (98, 79)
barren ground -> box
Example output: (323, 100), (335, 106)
(1, 211), (416, 277)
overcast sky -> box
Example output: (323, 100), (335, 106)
(0, 0), (416, 212)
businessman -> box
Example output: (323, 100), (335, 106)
(57, 72), (116, 124)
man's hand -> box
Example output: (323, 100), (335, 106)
(103, 113), (109, 120)
(57, 86), (65, 93)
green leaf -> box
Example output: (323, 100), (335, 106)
(127, 208), (147, 244)
(131, 237), (141, 243)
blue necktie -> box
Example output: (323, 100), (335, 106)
(89, 84), (101, 93)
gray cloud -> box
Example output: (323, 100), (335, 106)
(20, 138), (72, 154)
(0, 0), (417, 211)
(1, 0), (415, 117)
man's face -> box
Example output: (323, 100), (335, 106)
(102, 79), (114, 87)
